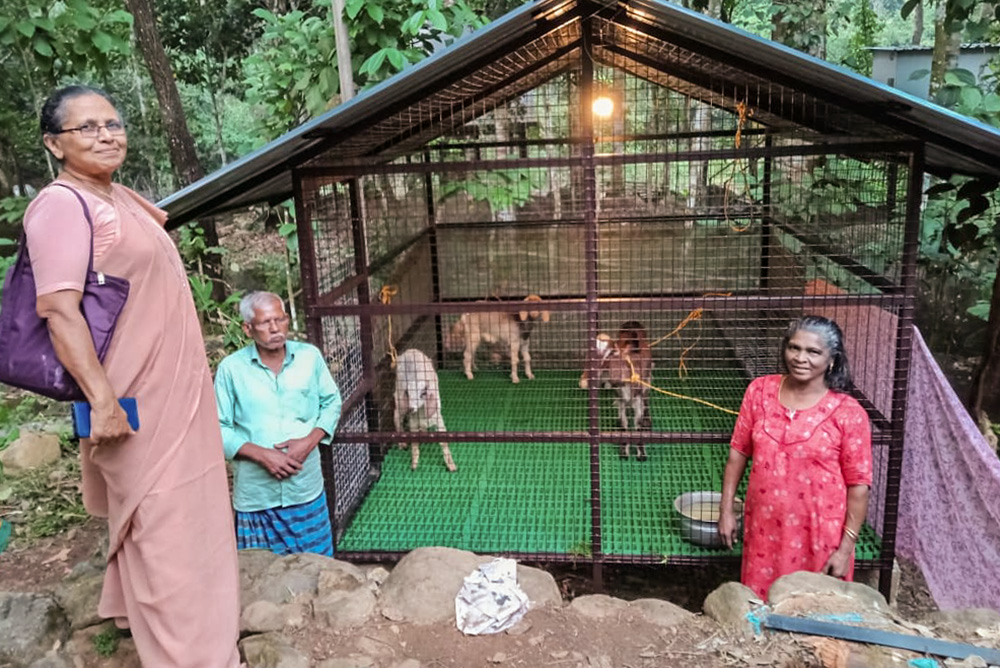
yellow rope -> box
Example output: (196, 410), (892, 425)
(724, 100), (754, 233)
(625, 356), (739, 416)
(379, 284), (399, 369)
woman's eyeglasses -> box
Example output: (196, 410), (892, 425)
(53, 121), (126, 138)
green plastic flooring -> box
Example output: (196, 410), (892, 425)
(337, 369), (881, 560)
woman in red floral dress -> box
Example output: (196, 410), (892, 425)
(718, 316), (872, 600)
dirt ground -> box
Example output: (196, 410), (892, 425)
(0, 517), (943, 668)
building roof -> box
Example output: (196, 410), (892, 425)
(159, 0), (1000, 226)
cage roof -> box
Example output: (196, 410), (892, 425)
(159, 0), (1000, 226)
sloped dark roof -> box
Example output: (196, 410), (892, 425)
(159, 0), (1000, 226)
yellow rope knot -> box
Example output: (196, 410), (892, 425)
(379, 284), (399, 368)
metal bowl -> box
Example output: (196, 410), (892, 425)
(673, 491), (743, 549)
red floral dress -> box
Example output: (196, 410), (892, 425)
(731, 375), (872, 599)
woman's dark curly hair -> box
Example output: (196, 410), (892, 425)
(779, 315), (852, 391)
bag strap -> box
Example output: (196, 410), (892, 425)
(19, 182), (97, 274)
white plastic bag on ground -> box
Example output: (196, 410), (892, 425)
(455, 557), (530, 635)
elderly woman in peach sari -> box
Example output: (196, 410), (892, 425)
(24, 84), (240, 667)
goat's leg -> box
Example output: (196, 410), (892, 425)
(616, 392), (630, 458)
(509, 339), (520, 384)
(632, 391), (647, 461)
(463, 341), (478, 380)
(411, 442), (420, 470)
(432, 412), (456, 472)
(521, 338), (534, 380)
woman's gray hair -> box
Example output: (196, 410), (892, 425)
(779, 315), (852, 391)
(239, 291), (284, 324)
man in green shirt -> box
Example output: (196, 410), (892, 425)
(214, 291), (342, 555)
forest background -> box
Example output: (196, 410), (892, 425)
(0, 0), (999, 432)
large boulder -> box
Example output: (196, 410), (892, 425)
(239, 632), (310, 668)
(379, 547), (481, 624)
(313, 588), (377, 630)
(703, 582), (762, 637)
(0, 432), (61, 477)
(240, 551), (366, 607)
(630, 598), (693, 627)
(568, 594), (628, 620)
(378, 547), (561, 625)
(54, 565), (104, 631)
(768, 571), (888, 612)
(0, 592), (68, 666)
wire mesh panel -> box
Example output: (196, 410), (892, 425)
(294, 7), (918, 584)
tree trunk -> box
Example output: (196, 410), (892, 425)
(911, 0), (923, 45)
(125, 0), (204, 187)
(772, 0), (826, 58)
(331, 0), (355, 102)
(125, 0), (225, 297)
(928, 0), (961, 99)
(969, 268), (1000, 419)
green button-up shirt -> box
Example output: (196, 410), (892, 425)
(214, 340), (342, 512)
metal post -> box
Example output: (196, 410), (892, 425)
(581, 17), (603, 578)
(292, 169), (337, 534)
(424, 151), (445, 365)
(349, 179), (379, 435)
(760, 133), (773, 290)
(878, 146), (923, 599)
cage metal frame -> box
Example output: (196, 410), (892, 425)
(291, 10), (921, 598)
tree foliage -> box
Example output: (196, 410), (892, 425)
(243, 0), (485, 139)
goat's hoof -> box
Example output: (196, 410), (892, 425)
(579, 380), (588, 389)
(526, 372), (535, 380)
(446, 463), (457, 472)
(511, 376), (520, 384)
(465, 373), (474, 380)
(637, 453), (648, 462)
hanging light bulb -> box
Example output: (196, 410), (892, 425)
(592, 96), (614, 119)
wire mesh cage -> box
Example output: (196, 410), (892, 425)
(294, 8), (918, 586)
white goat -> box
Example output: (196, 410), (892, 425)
(393, 349), (456, 472)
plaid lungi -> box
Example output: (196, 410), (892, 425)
(235, 491), (334, 556)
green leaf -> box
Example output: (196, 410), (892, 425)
(908, 68), (930, 81)
(15, 20), (36, 38)
(982, 94), (1000, 113)
(32, 35), (53, 57)
(92, 30), (113, 54)
(956, 195), (990, 225)
(278, 222), (296, 237)
(252, 8), (276, 22)
(959, 86), (983, 109)
(360, 49), (387, 76)
(967, 300), (991, 321)
(366, 4), (384, 23)
(944, 68), (977, 87)
(386, 48), (405, 70)
(345, 0), (365, 20)
(426, 8), (448, 31)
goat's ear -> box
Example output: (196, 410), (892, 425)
(518, 310), (528, 321)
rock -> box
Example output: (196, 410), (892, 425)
(316, 562), (367, 596)
(586, 655), (612, 668)
(238, 632), (309, 668)
(630, 599), (692, 627)
(238, 549), (282, 593)
(316, 655), (377, 668)
(925, 608), (1000, 631)
(703, 581), (761, 637)
(514, 564), (562, 608)
(363, 566), (390, 588)
(0, 592), (68, 666)
(505, 618), (532, 636)
(28, 652), (70, 668)
(313, 588), (377, 629)
(54, 569), (104, 631)
(568, 595), (628, 619)
(379, 547), (481, 624)
(0, 432), (61, 476)
(391, 660), (421, 668)
(240, 600), (286, 634)
(768, 571), (888, 611)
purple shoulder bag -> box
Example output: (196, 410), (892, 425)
(0, 183), (130, 401)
